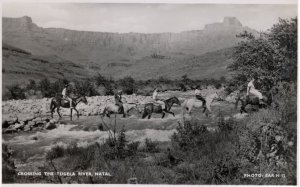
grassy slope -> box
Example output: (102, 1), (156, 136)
(2, 43), (89, 92)
(100, 48), (234, 80)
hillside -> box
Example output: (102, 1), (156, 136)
(106, 48), (234, 80)
(2, 43), (89, 91)
(2, 16), (255, 83)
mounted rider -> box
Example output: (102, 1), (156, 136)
(114, 90), (124, 114)
(247, 74), (265, 105)
(195, 86), (206, 110)
(152, 88), (165, 110)
(61, 83), (73, 109)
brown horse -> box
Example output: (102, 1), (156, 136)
(235, 90), (273, 114)
(142, 97), (181, 119)
(50, 95), (88, 120)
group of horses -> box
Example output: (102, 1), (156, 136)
(49, 89), (273, 120)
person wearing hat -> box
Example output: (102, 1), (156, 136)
(62, 83), (73, 109)
(152, 88), (165, 110)
(195, 86), (206, 110)
(114, 90), (124, 114)
(247, 74), (264, 105)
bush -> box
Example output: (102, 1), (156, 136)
(171, 119), (208, 150)
(5, 84), (26, 100)
(46, 145), (65, 160)
(144, 138), (160, 153)
(118, 76), (136, 95)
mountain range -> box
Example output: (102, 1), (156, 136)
(2, 16), (257, 87)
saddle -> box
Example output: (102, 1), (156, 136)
(153, 102), (166, 110)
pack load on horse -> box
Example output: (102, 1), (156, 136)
(142, 96), (181, 119)
(101, 90), (139, 118)
(101, 102), (140, 118)
(182, 92), (220, 115)
(50, 83), (88, 120)
(235, 76), (273, 113)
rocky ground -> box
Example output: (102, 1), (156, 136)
(2, 88), (235, 134)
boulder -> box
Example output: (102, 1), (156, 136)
(27, 121), (36, 127)
(45, 122), (57, 130)
(13, 123), (24, 130)
(23, 125), (32, 132)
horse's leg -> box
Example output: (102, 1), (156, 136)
(164, 110), (175, 117)
(161, 112), (165, 119)
(148, 114), (152, 119)
(73, 108), (79, 119)
(142, 110), (148, 119)
(57, 107), (62, 119)
(51, 106), (56, 118)
(70, 108), (73, 121)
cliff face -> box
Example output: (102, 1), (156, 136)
(2, 16), (257, 80)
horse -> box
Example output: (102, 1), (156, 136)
(102, 102), (139, 118)
(142, 97), (181, 119)
(50, 95), (88, 120)
(235, 90), (273, 114)
(182, 92), (220, 115)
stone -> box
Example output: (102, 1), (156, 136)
(50, 119), (58, 124)
(28, 121), (36, 127)
(42, 117), (50, 122)
(3, 128), (17, 134)
(33, 117), (42, 122)
(45, 122), (57, 130)
(275, 135), (282, 142)
(14, 123), (24, 130)
(7, 117), (18, 125)
(23, 125), (32, 132)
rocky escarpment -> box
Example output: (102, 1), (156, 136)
(3, 16), (257, 80)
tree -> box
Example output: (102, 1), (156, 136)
(228, 17), (297, 89)
(39, 78), (53, 97)
(118, 76), (136, 95)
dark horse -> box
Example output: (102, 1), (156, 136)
(50, 95), (88, 120)
(235, 90), (273, 114)
(142, 97), (181, 119)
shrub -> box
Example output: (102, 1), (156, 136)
(144, 138), (160, 153)
(171, 119), (208, 150)
(118, 76), (136, 94)
(46, 145), (65, 160)
(5, 84), (26, 100)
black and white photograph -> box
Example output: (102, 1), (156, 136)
(1, 1), (297, 185)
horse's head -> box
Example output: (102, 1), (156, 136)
(168, 97), (181, 106)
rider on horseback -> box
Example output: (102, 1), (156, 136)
(152, 88), (165, 110)
(195, 86), (206, 110)
(247, 74), (265, 105)
(62, 83), (73, 109)
(114, 90), (124, 114)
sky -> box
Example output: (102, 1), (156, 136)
(2, 3), (298, 33)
